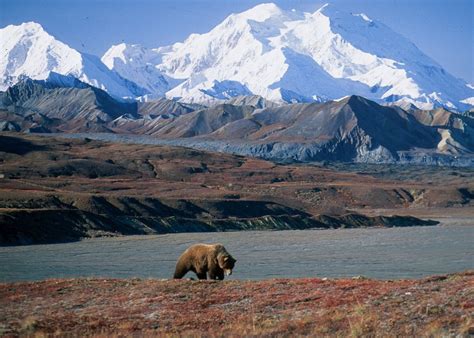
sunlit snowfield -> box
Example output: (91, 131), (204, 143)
(1, 223), (472, 282)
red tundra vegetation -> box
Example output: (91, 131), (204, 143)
(1, 271), (472, 337)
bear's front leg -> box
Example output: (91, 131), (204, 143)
(209, 269), (224, 280)
(195, 271), (207, 280)
(216, 270), (225, 280)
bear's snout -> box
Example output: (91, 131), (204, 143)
(224, 269), (233, 276)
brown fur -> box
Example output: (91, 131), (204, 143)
(173, 243), (236, 280)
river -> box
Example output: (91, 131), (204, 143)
(1, 225), (472, 282)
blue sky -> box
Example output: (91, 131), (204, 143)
(1, 0), (472, 83)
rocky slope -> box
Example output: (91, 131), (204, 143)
(2, 77), (473, 165)
(0, 77), (137, 131)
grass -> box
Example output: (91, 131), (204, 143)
(1, 271), (472, 336)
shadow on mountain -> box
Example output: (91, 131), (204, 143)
(0, 135), (47, 155)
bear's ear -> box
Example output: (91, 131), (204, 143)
(223, 256), (229, 262)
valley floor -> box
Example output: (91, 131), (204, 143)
(0, 271), (472, 336)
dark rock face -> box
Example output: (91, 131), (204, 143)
(0, 78), (137, 129)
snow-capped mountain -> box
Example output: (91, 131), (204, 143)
(102, 3), (473, 109)
(0, 22), (145, 98)
(2, 4), (473, 110)
(101, 43), (171, 98)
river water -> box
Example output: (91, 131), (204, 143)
(1, 225), (472, 282)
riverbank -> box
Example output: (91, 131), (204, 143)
(1, 271), (472, 336)
(4, 133), (473, 246)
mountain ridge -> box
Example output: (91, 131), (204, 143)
(2, 77), (473, 166)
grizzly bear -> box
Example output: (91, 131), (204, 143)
(173, 243), (236, 280)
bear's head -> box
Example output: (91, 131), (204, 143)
(217, 253), (236, 276)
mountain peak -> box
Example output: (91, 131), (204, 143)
(237, 2), (282, 21)
(0, 22), (141, 97)
(0, 21), (50, 43)
(109, 42), (142, 51)
(101, 42), (169, 96)
(15, 21), (45, 33)
(346, 94), (373, 105)
(102, 43), (144, 68)
(315, 3), (330, 13)
(107, 42), (128, 52)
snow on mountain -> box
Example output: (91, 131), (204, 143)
(101, 43), (171, 98)
(0, 22), (144, 98)
(104, 2), (472, 109)
(304, 4), (473, 109)
(158, 3), (340, 103)
(461, 97), (474, 106)
(2, 4), (473, 110)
